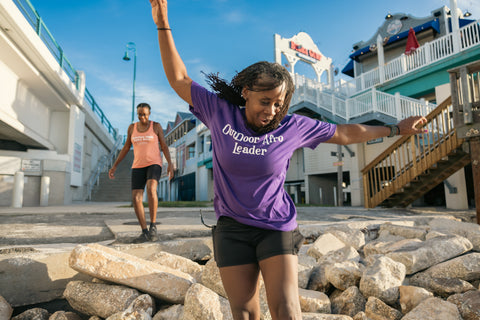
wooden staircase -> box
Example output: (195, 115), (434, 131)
(362, 96), (470, 208)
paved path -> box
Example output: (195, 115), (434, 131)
(0, 202), (476, 247)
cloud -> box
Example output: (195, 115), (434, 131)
(222, 10), (245, 24)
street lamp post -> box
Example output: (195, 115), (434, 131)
(123, 42), (137, 123)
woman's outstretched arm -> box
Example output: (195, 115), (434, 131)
(326, 115), (428, 145)
(150, 0), (193, 106)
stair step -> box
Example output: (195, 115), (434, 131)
(90, 149), (134, 202)
(380, 149), (470, 208)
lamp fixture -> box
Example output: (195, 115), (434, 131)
(122, 42), (137, 123)
(385, 13), (393, 20)
(464, 10), (472, 17)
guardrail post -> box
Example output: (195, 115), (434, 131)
(460, 67), (473, 124)
(400, 54), (407, 73)
(372, 87), (377, 113)
(425, 42), (431, 64)
(332, 94), (336, 117)
(395, 92), (402, 121)
(346, 99), (350, 121)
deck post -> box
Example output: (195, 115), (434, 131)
(470, 137), (480, 224)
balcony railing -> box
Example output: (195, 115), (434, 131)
(346, 20), (480, 93)
(291, 74), (435, 123)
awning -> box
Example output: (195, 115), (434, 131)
(341, 59), (354, 77)
(448, 17), (476, 32)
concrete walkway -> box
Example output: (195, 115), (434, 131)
(0, 202), (476, 248)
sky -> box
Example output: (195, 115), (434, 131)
(29, 0), (480, 137)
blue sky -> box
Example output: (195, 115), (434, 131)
(29, 0), (479, 137)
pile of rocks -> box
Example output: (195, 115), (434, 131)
(2, 216), (480, 320)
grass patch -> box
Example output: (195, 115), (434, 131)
(159, 201), (213, 207)
(118, 201), (213, 208)
(295, 203), (334, 207)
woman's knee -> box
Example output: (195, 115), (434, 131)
(269, 301), (301, 320)
(146, 181), (158, 196)
(131, 191), (143, 203)
(229, 305), (260, 320)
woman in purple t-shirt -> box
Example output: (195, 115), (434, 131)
(149, 1), (427, 319)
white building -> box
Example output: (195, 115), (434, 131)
(0, 0), (120, 206)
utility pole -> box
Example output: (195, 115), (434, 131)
(337, 144), (343, 207)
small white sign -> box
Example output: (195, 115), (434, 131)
(21, 159), (41, 172)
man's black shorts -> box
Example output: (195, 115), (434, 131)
(131, 164), (162, 190)
(212, 216), (305, 268)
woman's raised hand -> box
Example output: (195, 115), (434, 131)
(149, 0), (169, 28)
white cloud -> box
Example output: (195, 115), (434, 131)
(222, 10), (245, 24)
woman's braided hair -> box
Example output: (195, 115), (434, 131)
(204, 61), (295, 134)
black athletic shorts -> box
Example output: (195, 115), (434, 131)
(212, 216), (305, 268)
(131, 164), (162, 190)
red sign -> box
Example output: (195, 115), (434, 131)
(290, 41), (322, 61)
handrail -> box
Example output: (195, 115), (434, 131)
(84, 89), (118, 140)
(86, 136), (124, 200)
(361, 96), (464, 208)
(291, 75), (436, 123)
(12, 0), (118, 141)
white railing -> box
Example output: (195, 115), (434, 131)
(342, 20), (480, 93)
(460, 22), (480, 50)
(291, 74), (436, 123)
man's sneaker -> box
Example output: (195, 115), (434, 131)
(132, 231), (150, 243)
(148, 223), (158, 242)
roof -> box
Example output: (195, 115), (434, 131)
(349, 19), (440, 61)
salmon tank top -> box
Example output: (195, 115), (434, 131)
(131, 121), (162, 168)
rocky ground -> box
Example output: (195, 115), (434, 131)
(1, 211), (480, 320)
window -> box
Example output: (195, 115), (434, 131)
(199, 135), (204, 154)
(187, 143), (195, 159)
(206, 135), (212, 151)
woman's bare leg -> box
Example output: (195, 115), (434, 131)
(219, 263), (262, 320)
(132, 189), (147, 230)
(259, 254), (301, 320)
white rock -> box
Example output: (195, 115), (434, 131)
(182, 283), (233, 320)
(398, 285), (433, 314)
(152, 305), (183, 320)
(307, 233), (346, 259)
(325, 261), (364, 291)
(68, 243), (195, 304)
(401, 297), (462, 320)
(0, 295), (12, 320)
(149, 251), (204, 282)
(298, 288), (331, 313)
(359, 256), (405, 305)
(386, 235), (473, 274)
(422, 252), (480, 281)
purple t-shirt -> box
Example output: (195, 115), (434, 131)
(190, 81), (336, 231)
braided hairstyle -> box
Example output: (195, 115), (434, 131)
(136, 102), (151, 111)
(204, 61), (295, 134)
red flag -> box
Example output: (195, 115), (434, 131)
(405, 27), (420, 55)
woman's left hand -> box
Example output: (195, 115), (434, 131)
(397, 116), (428, 135)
